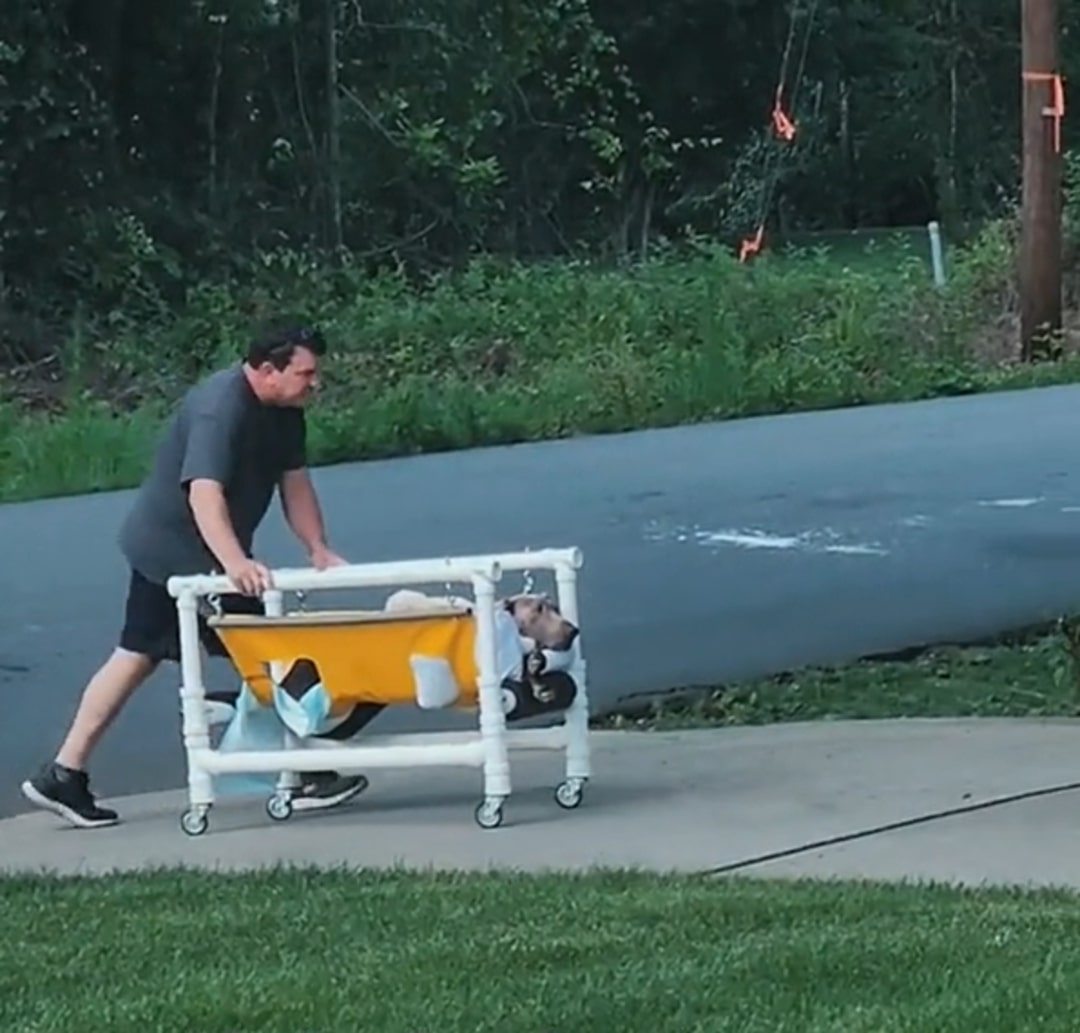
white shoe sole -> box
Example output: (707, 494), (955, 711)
(291, 776), (369, 812)
(20, 780), (119, 829)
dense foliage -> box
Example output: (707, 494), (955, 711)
(2, 0), (1072, 356)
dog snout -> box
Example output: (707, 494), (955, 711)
(558, 625), (579, 650)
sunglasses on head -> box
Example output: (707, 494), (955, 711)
(263, 325), (323, 356)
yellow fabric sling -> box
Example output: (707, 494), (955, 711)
(209, 609), (482, 715)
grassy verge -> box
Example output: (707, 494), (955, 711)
(595, 620), (1080, 730)
(3, 222), (1080, 504)
(4, 866), (1080, 1033)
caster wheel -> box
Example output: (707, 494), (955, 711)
(474, 799), (504, 830)
(180, 808), (210, 837)
(266, 793), (294, 822)
(554, 778), (585, 810)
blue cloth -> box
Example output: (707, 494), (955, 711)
(212, 685), (288, 794)
(211, 679), (344, 795)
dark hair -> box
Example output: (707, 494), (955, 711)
(245, 319), (327, 370)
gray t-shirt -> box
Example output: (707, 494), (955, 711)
(119, 365), (307, 584)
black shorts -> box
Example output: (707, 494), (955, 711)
(118, 567), (264, 663)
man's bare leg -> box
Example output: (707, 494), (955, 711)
(55, 648), (158, 770)
(21, 648), (158, 828)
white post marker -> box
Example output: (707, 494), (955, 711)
(927, 220), (946, 287)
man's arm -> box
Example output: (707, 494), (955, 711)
(179, 410), (245, 567)
(187, 479), (249, 571)
(188, 478), (271, 595)
(278, 467), (330, 557)
(276, 409), (345, 568)
(279, 468), (346, 568)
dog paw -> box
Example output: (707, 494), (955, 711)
(525, 650), (547, 677)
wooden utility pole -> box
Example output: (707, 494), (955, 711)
(1020, 0), (1064, 361)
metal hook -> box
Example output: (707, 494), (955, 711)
(521, 546), (534, 594)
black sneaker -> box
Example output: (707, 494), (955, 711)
(291, 771), (369, 812)
(20, 763), (119, 829)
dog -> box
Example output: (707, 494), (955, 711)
(384, 589), (579, 703)
(384, 589), (578, 650)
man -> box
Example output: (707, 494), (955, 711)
(20, 320), (368, 829)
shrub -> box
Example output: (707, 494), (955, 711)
(2, 224), (1078, 503)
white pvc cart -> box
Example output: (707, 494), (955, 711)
(165, 548), (590, 835)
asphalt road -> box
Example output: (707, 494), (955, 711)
(4, 383), (1080, 819)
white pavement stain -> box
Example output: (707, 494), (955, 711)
(644, 494), (1080, 559)
(644, 522), (889, 557)
(976, 497), (1045, 508)
(695, 530), (801, 550)
(696, 529), (890, 555)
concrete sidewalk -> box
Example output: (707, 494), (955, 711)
(4, 719), (1080, 888)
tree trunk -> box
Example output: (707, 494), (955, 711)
(324, 0), (344, 254)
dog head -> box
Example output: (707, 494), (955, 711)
(504, 593), (578, 652)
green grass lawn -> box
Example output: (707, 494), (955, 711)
(4, 867), (1080, 1033)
